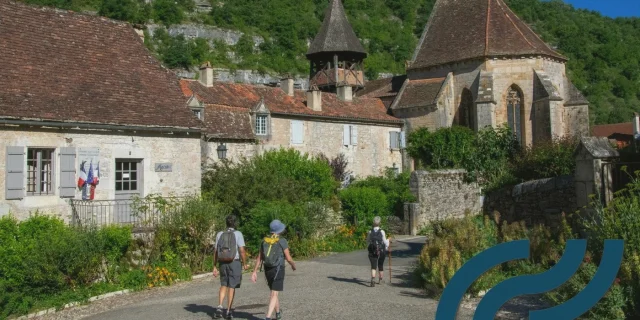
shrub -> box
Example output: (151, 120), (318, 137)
(512, 136), (578, 181)
(349, 170), (416, 218)
(202, 148), (339, 221)
(407, 126), (476, 170)
(545, 261), (627, 320)
(339, 186), (388, 226)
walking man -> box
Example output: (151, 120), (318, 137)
(366, 216), (390, 287)
(251, 220), (297, 320)
(213, 215), (248, 319)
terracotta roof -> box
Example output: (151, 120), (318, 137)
(392, 78), (446, 110)
(306, 0), (366, 58)
(0, 0), (200, 130)
(592, 122), (634, 138)
(409, 0), (566, 70)
(358, 75), (407, 99)
(180, 80), (401, 126)
(202, 105), (254, 140)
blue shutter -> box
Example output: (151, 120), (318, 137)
(59, 147), (76, 198)
(400, 131), (406, 149)
(6, 146), (25, 200)
(350, 125), (358, 146)
(389, 132), (398, 149)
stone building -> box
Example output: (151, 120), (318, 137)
(360, 0), (590, 148)
(181, 0), (405, 178)
(0, 0), (203, 221)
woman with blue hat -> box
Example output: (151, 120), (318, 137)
(251, 219), (297, 320)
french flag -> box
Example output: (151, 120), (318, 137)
(77, 161), (87, 188)
(87, 162), (96, 200)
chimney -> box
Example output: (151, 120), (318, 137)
(199, 62), (214, 87)
(306, 85), (322, 111)
(634, 112), (640, 136)
(337, 82), (353, 102)
(280, 73), (295, 97)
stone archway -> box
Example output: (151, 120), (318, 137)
(455, 88), (474, 130)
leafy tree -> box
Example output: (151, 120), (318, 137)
(152, 0), (185, 26)
(99, 0), (149, 24)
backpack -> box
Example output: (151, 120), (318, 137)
(368, 228), (384, 257)
(217, 229), (238, 263)
(261, 235), (284, 268)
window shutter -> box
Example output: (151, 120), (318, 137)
(390, 132), (398, 149)
(59, 147), (76, 198)
(5, 146), (25, 200)
(291, 120), (303, 144)
(350, 125), (358, 146)
(343, 124), (350, 145)
(400, 131), (406, 149)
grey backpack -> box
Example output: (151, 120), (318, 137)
(261, 235), (284, 268)
(217, 229), (237, 263)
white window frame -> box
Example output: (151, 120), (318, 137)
(256, 114), (268, 136)
(26, 148), (55, 196)
(291, 120), (304, 145)
(343, 124), (358, 146)
(192, 109), (202, 120)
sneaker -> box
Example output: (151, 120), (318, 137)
(379, 277), (384, 284)
(213, 306), (224, 319)
(225, 310), (234, 319)
(370, 278), (375, 287)
(276, 310), (282, 320)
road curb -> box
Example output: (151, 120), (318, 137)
(14, 273), (209, 319)
(392, 235), (426, 242)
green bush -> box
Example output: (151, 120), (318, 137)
(349, 170), (415, 218)
(203, 148), (339, 220)
(339, 186), (388, 226)
(545, 261), (627, 320)
(512, 136), (578, 181)
(407, 126), (476, 170)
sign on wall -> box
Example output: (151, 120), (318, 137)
(154, 163), (173, 172)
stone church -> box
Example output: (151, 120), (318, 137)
(360, 0), (591, 147)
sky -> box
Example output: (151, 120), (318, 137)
(563, 0), (640, 18)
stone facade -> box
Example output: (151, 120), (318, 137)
(406, 169), (483, 234)
(483, 175), (576, 227)
(205, 117), (403, 178)
(399, 58), (590, 146)
(0, 128), (202, 221)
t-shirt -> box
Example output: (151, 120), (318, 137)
(262, 237), (289, 268)
(215, 229), (246, 261)
(366, 227), (389, 251)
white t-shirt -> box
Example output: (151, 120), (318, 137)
(366, 227), (389, 251)
(215, 228), (246, 260)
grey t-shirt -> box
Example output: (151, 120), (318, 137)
(215, 229), (246, 260)
(262, 237), (289, 267)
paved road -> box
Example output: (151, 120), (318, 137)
(40, 236), (476, 320)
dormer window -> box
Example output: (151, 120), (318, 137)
(256, 114), (268, 135)
(192, 108), (203, 120)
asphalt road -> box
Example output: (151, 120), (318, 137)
(39, 236), (477, 320)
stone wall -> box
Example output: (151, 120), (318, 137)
(147, 24), (264, 47)
(406, 170), (482, 234)
(0, 128), (202, 221)
(483, 175), (576, 227)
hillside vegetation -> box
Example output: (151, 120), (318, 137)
(19, 0), (640, 125)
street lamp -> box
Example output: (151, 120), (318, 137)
(216, 143), (227, 160)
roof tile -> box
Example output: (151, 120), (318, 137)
(0, 0), (200, 130)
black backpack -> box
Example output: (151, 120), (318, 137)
(368, 228), (384, 256)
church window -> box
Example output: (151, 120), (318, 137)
(506, 86), (523, 144)
(457, 89), (474, 130)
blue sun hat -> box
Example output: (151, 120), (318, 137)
(270, 220), (286, 234)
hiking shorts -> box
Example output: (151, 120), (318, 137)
(264, 265), (285, 292)
(219, 260), (242, 288)
(369, 252), (386, 271)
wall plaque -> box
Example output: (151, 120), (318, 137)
(155, 163), (172, 172)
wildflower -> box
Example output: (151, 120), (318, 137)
(615, 278), (621, 285)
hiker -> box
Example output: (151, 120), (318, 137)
(212, 215), (248, 319)
(366, 216), (390, 287)
(251, 220), (297, 320)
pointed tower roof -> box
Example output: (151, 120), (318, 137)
(409, 0), (566, 70)
(307, 0), (366, 59)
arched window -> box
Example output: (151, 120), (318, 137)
(456, 89), (474, 130)
(506, 86), (523, 144)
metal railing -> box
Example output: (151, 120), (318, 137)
(70, 197), (186, 231)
